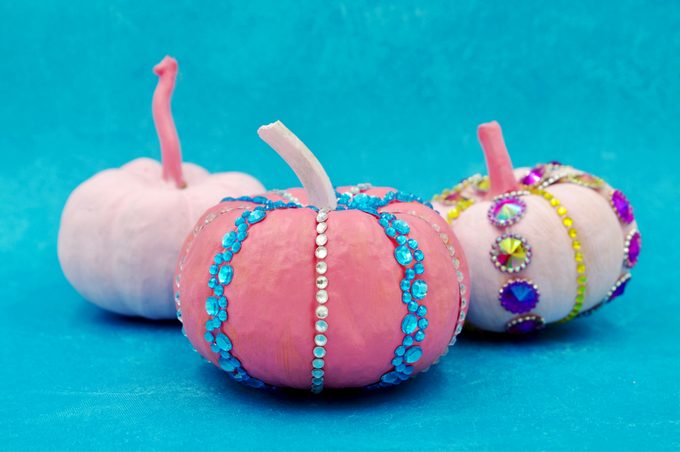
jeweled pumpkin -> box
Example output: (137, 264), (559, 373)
(174, 121), (470, 391)
(432, 121), (640, 334)
(58, 57), (264, 319)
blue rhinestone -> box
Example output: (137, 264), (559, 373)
(405, 268), (415, 280)
(407, 239), (418, 249)
(312, 377), (324, 385)
(414, 250), (425, 262)
(237, 230), (247, 241)
(396, 363), (406, 372)
(213, 254), (223, 264)
(378, 218), (389, 227)
(403, 365), (414, 375)
(395, 345), (406, 356)
(253, 196), (268, 204)
(218, 297), (228, 308)
(313, 347), (326, 358)
(312, 359), (325, 369)
(408, 301), (418, 312)
(230, 356), (242, 368)
(311, 369), (324, 378)
(212, 318), (222, 329)
(213, 285), (224, 296)
(385, 227), (396, 237)
(215, 334), (232, 351)
(415, 330), (426, 342)
(218, 310), (227, 321)
(220, 350), (232, 359)
(402, 314), (418, 334)
(237, 222), (248, 232)
(232, 242), (242, 253)
(404, 346), (423, 363)
(219, 357), (236, 372)
(416, 305), (427, 317)
(210, 343), (220, 353)
(402, 335), (414, 346)
(208, 277), (217, 289)
(222, 250), (233, 262)
(203, 332), (214, 343)
(391, 357), (403, 366)
(412, 280), (428, 300)
(241, 211), (250, 219)
(418, 318), (429, 330)
(222, 232), (237, 248)
(400, 279), (411, 291)
(235, 217), (245, 226)
(205, 320), (217, 331)
(383, 213), (395, 221)
(248, 209), (266, 224)
(414, 263), (425, 274)
(381, 372), (399, 384)
(392, 219), (410, 234)
(395, 246), (413, 266)
(402, 292), (412, 303)
(205, 297), (218, 315)
(396, 235), (407, 245)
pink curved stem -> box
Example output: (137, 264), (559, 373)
(152, 56), (186, 188)
(477, 121), (518, 197)
(258, 121), (337, 210)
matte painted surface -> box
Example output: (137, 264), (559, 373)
(1, 1), (679, 450)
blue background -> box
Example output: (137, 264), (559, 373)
(1, 1), (679, 450)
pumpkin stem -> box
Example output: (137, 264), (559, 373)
(258, 121), (338, 210)
(152, 56), (186, 189)
(478, 121), (518, 197)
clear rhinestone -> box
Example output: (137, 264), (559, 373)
(314, 334), (327, 346)
(350, 186), (359, 194)
(316, 306), (328, 318)
(316, 222), (328, 234)
(453, 258), (460, 269)
(433, 223), (441, 232)
(316, 234), (328, 246)
(316, 210), (328, 222)
(457, 271), (464, 282)
(315, 320), (328, 332)
(175, 274), (181, 288)
(316, 261), (328, 274)
(455, 324), (463, 335)
(316, 290), (328, 303)
(440, 233), (449, 244)
(315, 246), (328, 259)
(447, 245), (455, 256)
(316, 276), (328, 289)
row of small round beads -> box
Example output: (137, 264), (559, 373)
(433, 175), (487, 223)
(370, 213), (429, 388)
(311, 208), (330, 393)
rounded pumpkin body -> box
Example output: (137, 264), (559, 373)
(58, 158), (264, 319)
(174, 186), (470, 390)
(434, 163), (640, 333)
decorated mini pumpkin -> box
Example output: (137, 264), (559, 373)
(432, 121), (640, 334)
(58, 57), (264, 319)
(174, 121), (470, 391)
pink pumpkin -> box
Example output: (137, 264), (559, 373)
(433, 121), (640, 334)
(58, 57), (264, 319)
(174, 122), (470, 391)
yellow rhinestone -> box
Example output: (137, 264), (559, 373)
(568, 228), (578, 238)
(557, 206), (567, 216)
(563, 217), (573, 227)
(550, 198), (560, 206)
(572, 240), (581, 250)
(575, 294), (585, 304)
(577, 275), (587, 284)
(577, 264), (586, 274)
(577, 285), (586, 295)
(574, 252), (584, 262)
(447, 208), (460, 221)
(543, 192), (553, 200)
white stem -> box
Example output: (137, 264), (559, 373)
(258, 121), (338, 210)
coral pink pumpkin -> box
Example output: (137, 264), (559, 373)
(174, 122), (470, 391)
(58, 57), (264, 319)
(433, 121), (640, 334)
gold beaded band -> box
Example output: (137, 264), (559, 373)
(528, 187), (587, 322)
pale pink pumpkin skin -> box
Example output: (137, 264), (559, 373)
(58, 158), (264, 319)
(175, 186), (470, 389)
(433, 122), (639, 332)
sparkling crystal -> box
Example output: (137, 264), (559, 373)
(247, 209), (266, 224)
(521, 166), (545, 186)
(315, 277), (328, 290)
(626, 231), (641, 267)
(313, 347), (326, 358)
(316, 222), (328, 234)
(493, 235), (530, 270)
(489, 197), (526, 227)
(218, 265), (234, 285)
(316, 261), (328, 274)
(404, 346), (423, 364)
(314, 334), (327, 346)
(316, 306), (329, 319)
(222, 231), (237, 248)
(608, 276), (631, 301)
(315, 320), (328, 332)
(315, 246), (328, 259)
(395, 246), (413, 266)
(316, 234), (328, 246)
(205, 297), (219, 316)
(499, 280), (540, 314)
(402, 314), (418, 334)
(316, 210), (328, 222)
(611, 190), (634, 224)
(411, 280), (428, 300)
(392, 219), (410, 234)
(316, 290), (328, 304)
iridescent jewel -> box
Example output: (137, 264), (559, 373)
(205, 297), (218, 315)
(392, 219), (410, 234)
(610, 190), (635, 224)
(521, 165), (545, 186)
(395, 246), (413, 266)
(215, 333), (233, 351)
(505, 314), (545, 334)
(499, 279), (540, 314)
(491, 234), (532, 272)
(218, 265), (234, 285)
(411, 280), (428, 300)
(247, 209), (266, 224)
(401, 314), (418, 334)
(488, 196), (526, 228)
(625, 231), (641, 268)
(404, 346), (423, 364)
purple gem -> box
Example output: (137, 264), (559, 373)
(611, 190), (635, 224)
(608, 277), (630, 302)
(520, 166), (544, 186)
(626, 231), (641, 267)
(499, 280), (540, 313)
(505, 314), (545, 334)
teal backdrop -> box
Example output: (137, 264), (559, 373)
(1, 1), (679, 450)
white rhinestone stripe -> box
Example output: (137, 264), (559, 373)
(311, 208), (330, 393)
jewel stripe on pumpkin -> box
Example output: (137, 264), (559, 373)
(311, 208), (330, 393)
